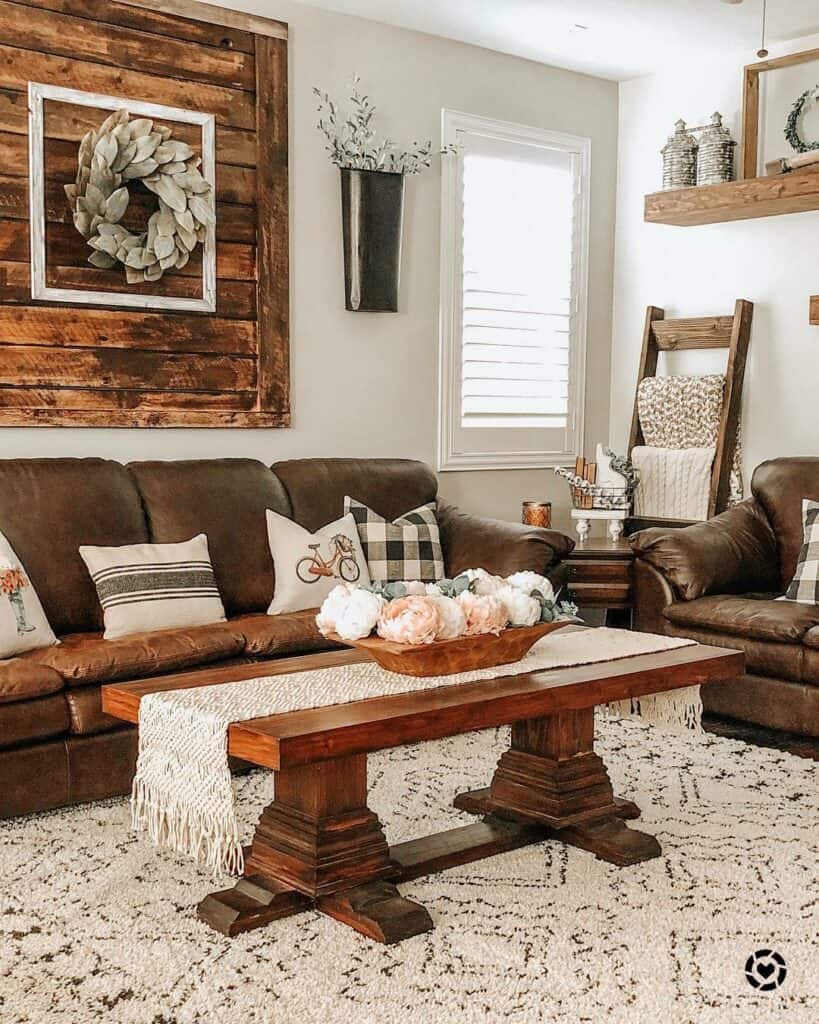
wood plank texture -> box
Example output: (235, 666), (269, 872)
(20, 0), (257, 51)
(0, 261), (256, 318)
(0, 132), (257, 206)
(120, 0), (287, 41)
(0, 222), (256, 279)
(0, 45), (256, 129)
(0, 175), (255, 242)
(0, 0), (288, 426)
(0, 0), (256, 89)
(0, 306), (255, 353)
(0, 94), (256, 165)
(652, 316), (735, 350)
(709, 299), (753, 516)
(627, 305), (663, 452)
(810, 295), (819, 325)
(254, 35), (290, 423)
(645, 169), (819, 226)
(0, 345), (256, 389)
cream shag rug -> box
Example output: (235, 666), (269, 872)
(1, 717), (816, 1024)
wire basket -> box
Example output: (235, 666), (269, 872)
(554, 466), (634, 511)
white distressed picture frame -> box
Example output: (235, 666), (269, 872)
(28, 82), (216, 313)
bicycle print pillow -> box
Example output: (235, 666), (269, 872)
(266, 510), (371, 615)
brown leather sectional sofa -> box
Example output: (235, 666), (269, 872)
(632, 457), (819, 737)
(0, 456), (573, 819)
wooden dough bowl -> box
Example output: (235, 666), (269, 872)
(328, 620), (574, 677)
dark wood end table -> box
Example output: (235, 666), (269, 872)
(103, 638), (742, 945)
(565, 536), (635, 626)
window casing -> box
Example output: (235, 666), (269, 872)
(437, 110), (590, 471)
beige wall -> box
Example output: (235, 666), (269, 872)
(1, 0), (618, 527)
(611, 38), (819, 480)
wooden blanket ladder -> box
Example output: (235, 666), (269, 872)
(627, 298), (754, 530)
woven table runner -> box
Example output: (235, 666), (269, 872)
(131, 628), (697, 876)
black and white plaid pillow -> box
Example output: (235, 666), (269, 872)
(783, 499), (819, 604)
(344, 497), (445, 582)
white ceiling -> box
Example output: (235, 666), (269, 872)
(292, 0), (819, 81)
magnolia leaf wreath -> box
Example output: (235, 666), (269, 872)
(64, 108), (215, 284)
(784, 86), (819, 154)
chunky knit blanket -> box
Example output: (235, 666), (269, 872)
(131, 628), (697, 877)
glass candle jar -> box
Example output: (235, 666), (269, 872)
(521, 501), (552, 529)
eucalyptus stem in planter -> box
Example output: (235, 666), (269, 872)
(313, 76), (456, 311)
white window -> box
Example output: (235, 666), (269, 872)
(437, 110), (590, 471)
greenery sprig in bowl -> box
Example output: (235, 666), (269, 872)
(313, 75), (457, 174)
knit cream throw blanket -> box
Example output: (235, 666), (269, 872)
(131, 628), (698, 877)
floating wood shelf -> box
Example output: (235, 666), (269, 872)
(811, 296), (819, 325)
(644, 169), (819, 226)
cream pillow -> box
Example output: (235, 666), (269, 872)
(80, 533), (226, 640)
(0, 530), (57, 657)
(267, 510), (370, 615)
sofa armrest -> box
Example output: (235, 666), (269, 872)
(630, 498), (780, 601)
(632, 560), (676, 634)
(437, 500), (574, 579)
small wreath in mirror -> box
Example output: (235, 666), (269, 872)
(64, 108), (215, 285)
(784, 86), (819, 154)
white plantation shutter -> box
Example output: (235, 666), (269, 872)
(438, 111), (589, 470)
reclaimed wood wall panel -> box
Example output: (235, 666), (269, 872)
(0, 0), (288, 426)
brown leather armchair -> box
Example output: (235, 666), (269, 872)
(631, 457), (819, 737)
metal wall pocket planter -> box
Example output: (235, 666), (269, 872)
(340, 168), (405, 312)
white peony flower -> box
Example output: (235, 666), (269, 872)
(401, 580), (427, 596)
(316, 583), (357, 635)
(334, 589), (385, 641)
(427, 595), (467, 639)
(505, 571), (555, 602)
(424, 582), (444, 597)
(471, 572), (507, 596)
(497, 585), (541, 627)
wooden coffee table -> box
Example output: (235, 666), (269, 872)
(103, 638), (743, 945)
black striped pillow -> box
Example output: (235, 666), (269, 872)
(80, 533), (226, 639)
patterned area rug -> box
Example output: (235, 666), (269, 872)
(1, 717), (816, 1024)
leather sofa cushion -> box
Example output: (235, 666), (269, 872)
(0, 738), (70, 818)
(662, 621), (803, 683)
(274, 459), (438, 534)
(230, 610), (343, 657)
(631, 499), (780, 601)
(23, 623), (245, 685)
(128, 459), (291, 616)
(67, 729), (138, 806)
(0, 694), (70, 749)
(0, 459), (149, 634)
(437, 500), (574, 577)
(664, 595), (819, 644)
(752, 457), (819, 588)
(804, 627), (819, 649)
(804, 647), (819, 685)
(703, 673), (819, 737)
(0, 658), (64, 704)
(65, 686), (122, 736)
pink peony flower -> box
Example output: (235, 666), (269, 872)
(377, 595), (441, 645)
(456, 591), (509, 635)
